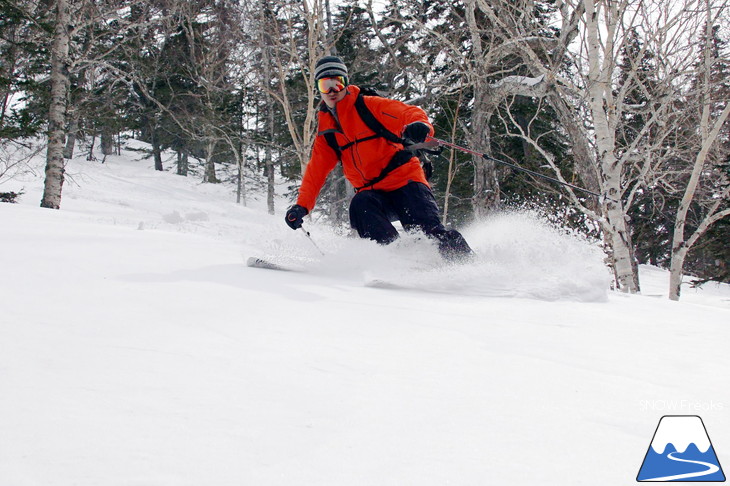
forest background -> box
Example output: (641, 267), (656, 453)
(0, 0), (728, 300)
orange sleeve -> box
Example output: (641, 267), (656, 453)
(364, 96), (434, 140)
(295, 134), (340, 212)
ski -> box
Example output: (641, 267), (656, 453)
(246, 256), (298, 272)
(364, 278), (408, 290)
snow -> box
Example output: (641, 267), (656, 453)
(1, 142), (729, 485)
(490, 74), (546, 89)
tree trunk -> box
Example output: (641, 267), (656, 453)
(41, 0), (71, 209)
(470, 91), (500, 218)
(151, 128), (163, 171)
(261, 36), (275, 215)
(177, 148), (189, 176)
(236, 90), (246, 206)
(265, 142), (274, 215)
(585, 0), (639, 292)
(204, 140), (218, 183)
(464, 1), (500, 218)
(668, 6), (730, 301)
(63, 109), (79, 159)
(87, 135), (95, 160)
(236, 144), (246, 205)
(602, 195), (640, 292)
(669, 245), (688, 301)
(472, 154), (500, 217)
(595, 130), (639, 292)
(441, 89), (464, 222)
(100, 128), (114, 156)
(594, 109), (638, 292)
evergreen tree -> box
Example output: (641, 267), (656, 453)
(0, 0), (53, 139)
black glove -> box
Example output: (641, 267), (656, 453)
(285, 204), (308, 230)
(402, 122), (431, 144)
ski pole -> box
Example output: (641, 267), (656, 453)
(299, 224), (325, 256)
(429, 137), (607, 200)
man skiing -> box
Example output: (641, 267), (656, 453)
(285, 55), (473, 260)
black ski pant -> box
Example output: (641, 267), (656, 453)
(349, 181), (473, 259)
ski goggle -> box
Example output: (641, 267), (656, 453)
(317, 76), (347, 94)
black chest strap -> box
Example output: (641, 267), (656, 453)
(353, 94), (405, 146)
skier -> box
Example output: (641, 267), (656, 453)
(285, 55), (473, 260)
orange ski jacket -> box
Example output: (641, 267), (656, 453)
(296, 85), (434, 212)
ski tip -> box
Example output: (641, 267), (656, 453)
(246, 256), (292, 271)
(246, 256), (263, 266)
(364, 279), (404, 290)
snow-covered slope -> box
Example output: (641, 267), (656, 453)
(1, 143), (728, 485)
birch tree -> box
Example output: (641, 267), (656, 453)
(574, 0), (640, 291)
(256, 0), (331, 176)
(668, 2), (730, 300)
(467, 0), (718, 293)
(40, 0), (71, 209)
(39, 0), (151, 208)
(259, 6), (276, 214)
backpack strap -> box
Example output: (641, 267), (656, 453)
(320, 129), (341, 159)
(354, 94), (405, 146)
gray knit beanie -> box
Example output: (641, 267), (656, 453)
(314, 56), (348, 83)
